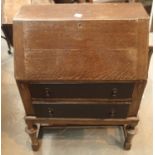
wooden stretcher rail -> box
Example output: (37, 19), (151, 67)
(25, 116), (139, 126)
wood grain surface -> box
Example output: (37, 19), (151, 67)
(25, 116), (139, 126)
(13, 4), (150, 150)
(14, 4), (149, 81)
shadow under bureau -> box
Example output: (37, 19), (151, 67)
(13, 3), (149, 151)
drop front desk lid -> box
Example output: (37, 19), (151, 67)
(13, 3), (149, 81)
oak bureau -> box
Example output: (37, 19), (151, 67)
(13, 3), (149, 151)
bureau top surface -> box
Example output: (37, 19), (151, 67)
(14, 3), (148, 22)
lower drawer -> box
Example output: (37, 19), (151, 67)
(33, 103), (129, 118)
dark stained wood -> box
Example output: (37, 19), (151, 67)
(33, 103), (130, 118)
(13, 4), (149, 151)
(29, 83), (134, 99)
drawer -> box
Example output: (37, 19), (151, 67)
(29, 83), (134, 99)
(33, 103), (129, 118)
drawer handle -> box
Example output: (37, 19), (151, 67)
(109, 109), (116, 117)
(48, 107), (54, 117)
(112, 88), (118, 97)
(45, 88), (51, 97)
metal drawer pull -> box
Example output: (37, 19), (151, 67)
(48, 107), (54, 117)
(112, 88), (118, 97)
(109, 109), (116, 117)
(45, 88), (51, 97)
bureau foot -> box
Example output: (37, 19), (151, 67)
(123, 124), (137, 150)
(25, 122), (40, 151)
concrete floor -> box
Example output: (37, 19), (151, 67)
(1, 37), (152, 155)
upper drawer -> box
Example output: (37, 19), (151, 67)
(29, 83), (134, 99)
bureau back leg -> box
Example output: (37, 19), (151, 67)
(25, 120), (40, 151)
(123, 123), (137, 150)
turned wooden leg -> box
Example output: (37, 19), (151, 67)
(123, 124), (137, 150)
(25, 121), (40, 151)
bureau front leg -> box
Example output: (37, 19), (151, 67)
(25, 120), (40, 151)
(123, 123), (137, 150)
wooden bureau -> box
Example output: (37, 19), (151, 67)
(13, 3), (149, 151)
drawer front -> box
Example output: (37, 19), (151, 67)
(33, 103), (129, 118)
(29, 83), (134, 99)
